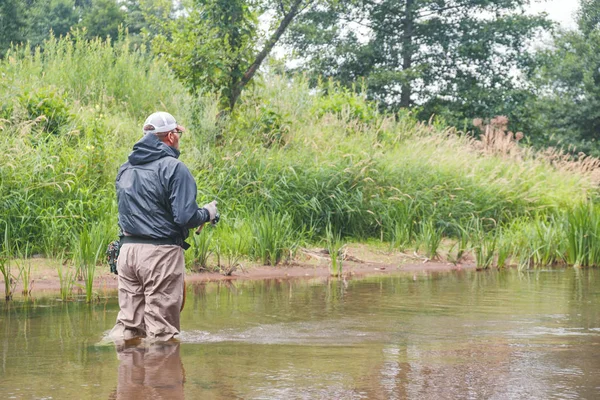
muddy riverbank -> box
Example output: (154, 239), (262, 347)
(2, 243), (475, 297)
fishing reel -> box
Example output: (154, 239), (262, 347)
(195, 212), (220, 234)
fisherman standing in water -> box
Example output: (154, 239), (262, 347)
(110, 112), (217, 342)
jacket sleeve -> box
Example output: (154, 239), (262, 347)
(168, 161), (210, 229)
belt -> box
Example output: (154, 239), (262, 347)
(121, 236), (190, 250)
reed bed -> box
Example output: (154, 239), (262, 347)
(0, 34), (599, 294)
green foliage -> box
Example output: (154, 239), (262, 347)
(528, 27), (600, 155)
(187, 228), (214, 271)
(251, 212), (296, 265)
(152, 0), (258, 110)
(0, 225), (15, 300)
(0, 0), (28, 56)
(564, 203), (600, 267)
(254, 107), (290, 148)
(288, 0), (550, 119)
(213, 219), (250, 274)
(152, 0), (310, 111)
(385, 198), (418, 252)
(0, 34), (185, 257)
(78, 0), (126, 40)
(469, 219), (497, 271)
(26, 0), (80, 48)
(417, 219), (443, 260)
(448, 223), (470, 265)
(312, 81), (379, 123)
(56, 252), (74, 301)
(2, 34), (600, 273)
(73, 222), (111, 302)
(18, 86), (73, 135)
(325, 224), (344, 276)
(13, 243), (32, 295)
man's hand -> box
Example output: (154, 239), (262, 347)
(202, 200), (218, 222)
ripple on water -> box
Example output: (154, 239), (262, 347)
(180, 319), (388, 345)
(510, 326), (598, 338)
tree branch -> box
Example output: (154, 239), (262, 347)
(229, 0), (309, 110)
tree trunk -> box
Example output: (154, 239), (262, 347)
(228, 0), (306, 111)
(400, 0), (414, 108)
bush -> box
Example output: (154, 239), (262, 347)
(18, 86), (73, 135)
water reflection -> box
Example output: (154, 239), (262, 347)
(109, 342), (185, 400)
(0, 269), (599, 399)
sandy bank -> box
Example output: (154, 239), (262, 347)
(1, 244), (475, 298)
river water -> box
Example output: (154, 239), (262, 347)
(1, 268), (599, 399)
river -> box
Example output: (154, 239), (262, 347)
(1, 268), (599, 399)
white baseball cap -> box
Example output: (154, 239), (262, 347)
(143, 111), (185, 134)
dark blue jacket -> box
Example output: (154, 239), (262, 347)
(116, 133), (209, 244)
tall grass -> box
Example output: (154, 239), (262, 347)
(252, 212), (296, 265)
(73, 222), (112, 302)
(14, 243), (32, 295)
(325, 224), (345, 277)
(187, 227), (214, 271)
(2, 34), (600, 272)
(213, 219), (250, 275)
(0, 225), (16, 300)
(56, 252), (74, 301)
(417, 219), (443, 260)
(564, 203), (600, 267)
(0, 256), (12, 301)
(470, 219), (497, 270)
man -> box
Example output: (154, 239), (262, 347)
(110, 111), (217, 342)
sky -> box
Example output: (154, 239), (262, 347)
(529, 0), (579, 29)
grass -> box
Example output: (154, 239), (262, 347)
(0, 257), (12, 301)
(564, 203), (600, 267)
(73, 223), (112, 302)
(14, 243), (32, 296)
(56, 252), (74, 301)
(1, 34), (600, 277)
(470, 219), (498, 270)
(213, 220), (250, 275)
(325, 224), (345, 276)
(0, 225), (17, 300)
(252, 212), (296, 266)
(187, 227), (214, 271)
(417, 219), (443, 260)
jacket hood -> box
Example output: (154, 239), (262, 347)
(128, 133), (180, 165)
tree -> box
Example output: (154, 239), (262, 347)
(287, 0), (550, 124)
(524, 0), (600, 154)
(27, 0), (80, 47)
(0, 0), (28, 56)
(153, 0), (313, 112)
(79, 0), (126, 40)
(578, 0), (600, 35)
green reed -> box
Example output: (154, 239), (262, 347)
(73, 223), (111, 302)
(325, 224), (345, 276)
(0, 256), (11, 301)
(448, 223), (470, 265)
(213, 220), (250, 275)
(417, 219), (443, 260)
(251, 212), (296, 266)
(564, 203), (600, 267)
(469, 219), (497, 270)
(0, 225), (17, 300)
(14, 243), (32, 296)
(187, 227), (213, 271)
(56, 252), (74, 301)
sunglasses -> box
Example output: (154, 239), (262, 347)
(171, 128), (184, 138)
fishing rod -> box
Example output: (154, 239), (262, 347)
(195, 151), (242, 234)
